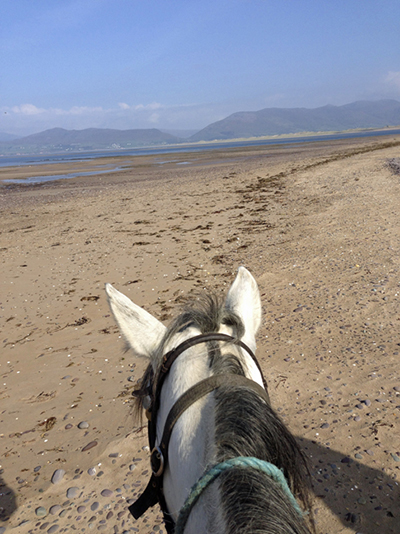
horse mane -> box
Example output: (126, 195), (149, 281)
(132, 292), (314, 531)
(214, 385), (314, 532)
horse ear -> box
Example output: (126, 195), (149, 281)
(105, 283), (166, 360)
(225, 267), (261, 341)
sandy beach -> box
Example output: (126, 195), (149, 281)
(1, 135), (400, 534)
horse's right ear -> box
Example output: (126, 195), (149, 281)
(105, 283), (166, 359)
(225, 267), (261, 347)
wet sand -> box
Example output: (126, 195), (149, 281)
(1, 136), (400, 533)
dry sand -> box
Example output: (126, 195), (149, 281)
(1, 136), (400, 534)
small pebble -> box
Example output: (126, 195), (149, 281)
(357, 497), (367, 505)
(390, 453), (400, 462)
(101, 489), (113, 497)
(354, 415), (361, 422)
(82, 440), (97, 452)
(349, 513), (358, 523)
(47, 526), (59, 533)
(363, 399), (371, 406)
(129, 464), (136, 471)
(51, 469), (65, 484)
(66, 487), (79, 499)
(34, 465), (42, 473)
(355, 404), (364, 410)
(77, 505), (86, 513)
(88, 467), (96, 476)
(109, 452), (119, 458)
(90, 501), (99, 511)
(49, 505), (62, 515)
(35, 506), (47, 517)
(65, 424), (73, 430)
(355, 453), (363, 459)
(78, 421), (89, 429)
(320, 423), (329, 429)
(394, 386), (400, 392)
(366, 449), (374, 456)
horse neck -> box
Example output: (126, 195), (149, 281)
(155, 328), (264, 532)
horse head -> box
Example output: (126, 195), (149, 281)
(106, 267), (313, 534)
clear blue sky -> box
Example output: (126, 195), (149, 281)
(1, 0), (400, 136)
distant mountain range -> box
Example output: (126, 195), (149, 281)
(189, 99), (400, 141)
(1, 100), (400, 155)
(0, 127), (180, 154)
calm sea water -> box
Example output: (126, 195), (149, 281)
(1, 128), (399, 169)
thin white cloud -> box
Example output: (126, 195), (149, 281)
(133, 102), (162, 111)
(12, 104), (46, 115)
(68, 106), (104, 115)
(118, 102), (162, 111)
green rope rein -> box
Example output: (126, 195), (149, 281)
(175, 456), (303, 534)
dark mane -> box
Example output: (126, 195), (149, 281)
(133, 292), (314, 532)
(215, 385), (314, 533)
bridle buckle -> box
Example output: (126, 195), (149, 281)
(151, 446), (164, 477)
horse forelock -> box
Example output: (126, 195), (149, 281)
(160, 293), (244, 346)
(132, 293), (244, 420)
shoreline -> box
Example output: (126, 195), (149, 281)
(1, 134), (400, 193)
(1, 124), (400, 167)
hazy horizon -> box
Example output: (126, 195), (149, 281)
(1, 1), (400, 136)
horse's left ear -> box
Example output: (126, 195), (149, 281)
(105, 283), (166, 360)
(225, 267), (261, 341)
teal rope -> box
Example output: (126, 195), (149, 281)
(175, 456), (303, 534)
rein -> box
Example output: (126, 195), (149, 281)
(128, 333), (276, 532)
(176, 457), (304, 534)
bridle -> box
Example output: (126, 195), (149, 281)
(128, 333), (271, 533)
